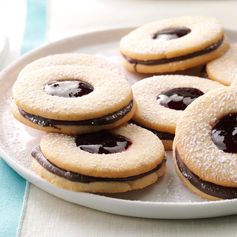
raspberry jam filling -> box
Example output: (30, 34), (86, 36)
(157, 87), (204, 110)
(44, 80), (93, 98)
(152, 27), (191, 41)
(75, 132), (132, 154)
(211, 113), (237, 153)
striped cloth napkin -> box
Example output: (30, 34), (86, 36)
(0, 0), (47, 236)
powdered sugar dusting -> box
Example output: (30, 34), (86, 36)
(175, 87), (237, 185)
(18, 53), (122, 78)
(0, 90), (41, 169)
(13, 65), (132, 120)
(120, 16), (223, 59)
(132, 75), (223, 133)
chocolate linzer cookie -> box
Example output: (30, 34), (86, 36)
(12, 65), (135, 134)
(206, 43), (237, 85)
(132, 75), (223, 150)
(174, 87), (237, 200)
(120, 16), (229, 74)
(32, 124), (166, 193)
(18, 53), (121, 78)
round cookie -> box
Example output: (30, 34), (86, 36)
(32, 123), (166, 193)
(12, 65), (135, 135)
(120, 16), (229, 74)
(18, 53), (121, 78)
(206, 43), (237, 85)
(174, 87), (237, 200)
(132, 75), (224, 150)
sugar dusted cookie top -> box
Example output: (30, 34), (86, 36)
(120, 16), (224, 60)
(18, 53), (121, 77)
(39, 123), (165, 177)
(175, 87), (237, 187)
(13, 65), (132, 121)
(132, 75), (224, 133)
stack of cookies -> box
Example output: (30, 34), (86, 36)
(12, 16), (237, 200)
(12, 53), (166, 193)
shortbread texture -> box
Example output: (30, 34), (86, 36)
(207, 43), (237, 85)
(174, 87), (237, 187)
(33, 124), (166, 193)
(120, 16), (228, 73)
(132, 75), (224, 134)
(18, 53), (121, 78)
(13, 65), (132, 120)
(120, 16), (224, 60)
(40, 124), (165, 177)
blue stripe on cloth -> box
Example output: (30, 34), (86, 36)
(21, 0), (47, 54)
(0, 161), (26, 237)
(0, 0), (47, 236)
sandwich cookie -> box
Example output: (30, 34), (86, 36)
(18, 53), (121, 78)
(174, 87), (237, 200)
(206, 43), (237, 86)
(31, 124), (166, 193)
(132, 75), (223, 150)
(120, 16), (229, 74)
(12, 65), (135, 135)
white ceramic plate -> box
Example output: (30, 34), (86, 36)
(0, 27), (237, 219)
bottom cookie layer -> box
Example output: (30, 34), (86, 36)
(32, 159), (166, 193)
(175, 149), (237, 199)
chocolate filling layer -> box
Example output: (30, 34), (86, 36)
(19, 101), (133, 128)
(175, 149), (237, 199)
(123, 37), (224, 69)
(152, 130), (175, 140)
(32, 146), (165, 183)
(130, 121), (174, 140)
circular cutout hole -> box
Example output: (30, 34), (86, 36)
(75, 132), (132, 154)
(157, 87), (203, 111)
(152, 28), (191, 41)
(44, 80), (94, 98)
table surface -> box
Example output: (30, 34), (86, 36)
(2, 0), (237, 236)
